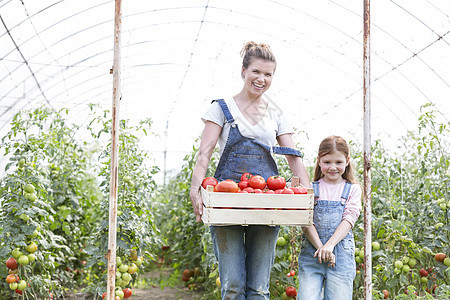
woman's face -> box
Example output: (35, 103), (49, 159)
(241, 58), (276, 97)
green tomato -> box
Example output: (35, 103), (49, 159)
(444, 258), (450, 267)
(359, 250), (365, 259)
(118, 263), (129, 273)
(18, 255), (29, 265)
(355, 256), (363, 264)
(25, 192), (37, 201)
(134, 258), (142, 267)
(437, 198), (445, 204)
(17, 280), (27, 291)
(9, 282), (18, 290)
(24, 184), (35, 194)
(372, 242), (380, 251)
(402, 256), (410, 264)
(19, 158), (26, 166)
(12, 248), (23, 259)
(421, 277), (428, 283)
(115, 290), (124, 299)
(394, 268), (401, 274)
(276, 237), (287, 247)
(27, 253), (36, 263)
(116, 257), (122, 266)
(402, 265), (410, 273)
(116, 271), (122, 280)
(440, 203), (447, 210)
(122, 272), (132, 282)
(408, 258), (417, 267)
(394, 260), (403, 269)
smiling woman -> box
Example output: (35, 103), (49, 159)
(189, 41), (311, 299)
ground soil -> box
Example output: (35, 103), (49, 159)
(66, 268), (203, 300)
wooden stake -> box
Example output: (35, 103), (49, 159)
(107, 0), (122, 299)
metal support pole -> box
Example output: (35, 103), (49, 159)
(107, 0), (122, 299)
(363, 0), (372, 299)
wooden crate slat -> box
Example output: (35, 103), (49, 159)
(202, 208), (313, 226)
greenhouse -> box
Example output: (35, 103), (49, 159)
(0, 0), (449, 299)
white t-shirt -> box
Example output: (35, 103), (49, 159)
(202, 96), (294, 156)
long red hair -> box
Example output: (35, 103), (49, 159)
(313, 135), (357, 184)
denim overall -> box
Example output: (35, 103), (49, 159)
(209, 99), (302, 300)
(297, 181), (356, 300)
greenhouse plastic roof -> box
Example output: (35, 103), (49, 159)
(0, 0), (449, 183)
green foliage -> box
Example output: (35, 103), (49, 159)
(0, 106), (103, 299)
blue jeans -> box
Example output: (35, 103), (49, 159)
(210, 225), (280, 300)
(297, 234), (356, 300)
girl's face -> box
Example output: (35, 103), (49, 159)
(241, 58), (276, 97)
(318, 151), (349, 184)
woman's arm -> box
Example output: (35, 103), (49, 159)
(276, 133), (311, 188)
(190, 121), (222, 222)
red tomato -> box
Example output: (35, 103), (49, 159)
(15, 289), (22, 295)
(291, 186), (308, 194)
(275, 189), (285, 194)
(238, 180), (249, 190)
(6, 257), (18, 270)
(264, 189), (275, 194)
(242, 187), (254, 193)
(240, 172), (253, 182)
(248, 175), (266, 190)
(282, 188), (294, 194)
(123, 288), (132, 298)
(202, 177), (218, 189)
(253, 189), (263, 193)
(290, 270), (295, 276)
(266, 176), (286, 190)
(102, 292), (107, 299)
(285, 286), (297, 297)
(216, 180), (239, 193)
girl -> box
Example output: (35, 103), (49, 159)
(190, 41), (310, 299)
(297, 135), (362, 300)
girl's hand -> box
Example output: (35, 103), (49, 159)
(189, 187), (203, 222)
(314, 243), (335, 264)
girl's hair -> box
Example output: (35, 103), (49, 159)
(240, 41), (276, 70)
(313, 135), (357, 183)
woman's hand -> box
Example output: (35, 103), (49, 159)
(190, 187), (203, 222)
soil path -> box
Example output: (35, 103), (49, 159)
(67, 269), (203, 300)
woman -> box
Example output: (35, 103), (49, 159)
(190, 41), (310, 299)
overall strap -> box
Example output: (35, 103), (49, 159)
(340, 182), (353, 200)
(212, 99), (234, 124)
(312, 181), (320, 200)
(273, 146), (303, 157)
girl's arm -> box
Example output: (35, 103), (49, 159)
(314, 220), (352, 263)
(276, 133), (311, 188)
(190, 121), (222, 222)
(302, 225), (336, 266)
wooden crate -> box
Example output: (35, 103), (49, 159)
(200, 186), (314, 226)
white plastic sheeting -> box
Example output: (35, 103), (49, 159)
(0, 0), (449, 183)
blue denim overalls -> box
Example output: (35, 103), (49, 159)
(297, 181), (356, 300)
(209, 99), (302, 300)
